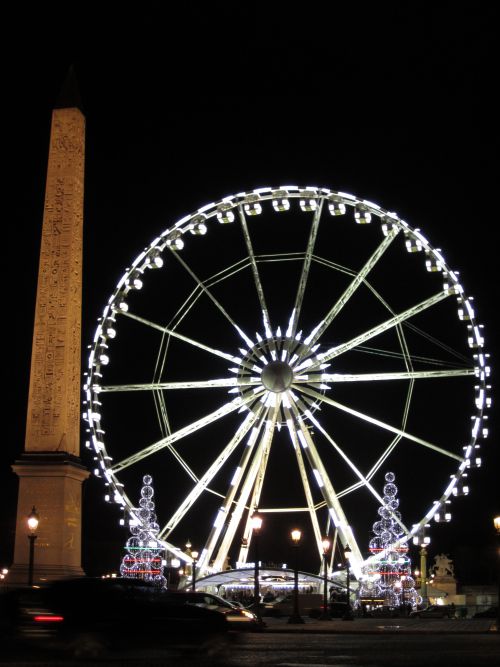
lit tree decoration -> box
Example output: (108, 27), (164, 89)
(358, 472), (421, 609)
(119, 474), (167, 587)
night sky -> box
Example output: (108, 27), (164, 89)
(3, 3), (499, 584)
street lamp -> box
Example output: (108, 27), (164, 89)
(191, 550), (199, 591)
(27, 506), (39, 587)
(342, 544), (354, 620)
(251, 512), (263, 622)
(288, 529), (304, 624)
(319, 538), (331, 620)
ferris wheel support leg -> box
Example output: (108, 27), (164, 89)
(160, 407), (263, 540)
(330, 528), (338, 573)
(286, 402), (363, 579)
(286, 410), (327, 559)
(236, 403), (281, 564)
(212, 409), (276, 571)
(197, 408), (267, 572)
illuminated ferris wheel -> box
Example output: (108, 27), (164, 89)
(84, 185), (490, 580)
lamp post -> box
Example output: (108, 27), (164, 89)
(27, 506), (39, 587)
(343, 544), (354, 620)
(288, 529), (304, 624)
(494, 516), (500, 633)
(319, 538), (331, 620)
(191, 551), (199, 591)
(412, 524), (430, 607)
(419, 544), (429, 606)
(251, 512), (263, 622)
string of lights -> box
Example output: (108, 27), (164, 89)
(119, 475), (167, 586)
(358, 472), (420, 609)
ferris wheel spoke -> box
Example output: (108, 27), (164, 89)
(161, 442), (200, 484)
(294, 397), (410, 536)
(304, 227), (399, 346)
(284, 401), (364, 576)
(236, 401), (281, 566)
(98, 377), (259, 393)
(121, 310), (242, 365)
(297, 290), (450, 372)
(171, 248), (254, 348)
(166, 259), (254, 331)
(299, 368), (474, 384)
(198, 408), (268, 571)
(338, 437), (408, 504)
(238, 206), (273, 338)
(336, 436), (404, 499)
(286, 200), (324, 340)
(110, 391), (265, 474)
(285, 406), (328, 557)
(217, 406), (278, 570)
(297, 400), (385, 506)
(165, 283), (204, 332)
(152, 332), (172, 438)
(298, 384), (464, 462)
(159, 406), (264, 539)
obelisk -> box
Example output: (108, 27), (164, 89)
(9, 69), (90, 585)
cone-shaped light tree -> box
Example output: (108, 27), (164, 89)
(120, 475), (167, 587)
(358, 472), (421, 609)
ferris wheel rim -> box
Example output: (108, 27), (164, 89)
(84, 185), (490, 577)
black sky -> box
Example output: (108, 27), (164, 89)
(3, 2), (499, 583)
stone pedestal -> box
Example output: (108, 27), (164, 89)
(9, 454), (89, 586)
(431, 575), (457, 597)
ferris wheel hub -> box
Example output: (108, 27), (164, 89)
(261, 360), (294, 393)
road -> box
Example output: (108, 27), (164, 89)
(2, 629), (499, 667)
(229, 632), (500, 667)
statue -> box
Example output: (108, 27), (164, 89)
(430, 553), (455, 578)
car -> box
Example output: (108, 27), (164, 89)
(227, 600), (249, 610)
(409, 604), (455, 619)
(0, 577), (231, 657)
(162, 590), (263, 630)
(473, 606), (498, 619)
(262, 593), (323, 618)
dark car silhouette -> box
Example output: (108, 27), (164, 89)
(1, 577), (230, 657)
(473, 606), (497, 619)
(161, 590), (263, 630)
(409, 604), (454, 619)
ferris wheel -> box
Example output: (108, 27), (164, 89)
(83, 185), (490, 580)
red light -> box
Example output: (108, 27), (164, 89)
(34, 615), (64, 623)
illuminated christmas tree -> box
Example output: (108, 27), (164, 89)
(358, 472), (420, 609)
(120, 474), (167, 586)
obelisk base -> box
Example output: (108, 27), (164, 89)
(9, 453), (90, 586)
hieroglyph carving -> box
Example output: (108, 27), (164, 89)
(25, 108), (85, 456)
